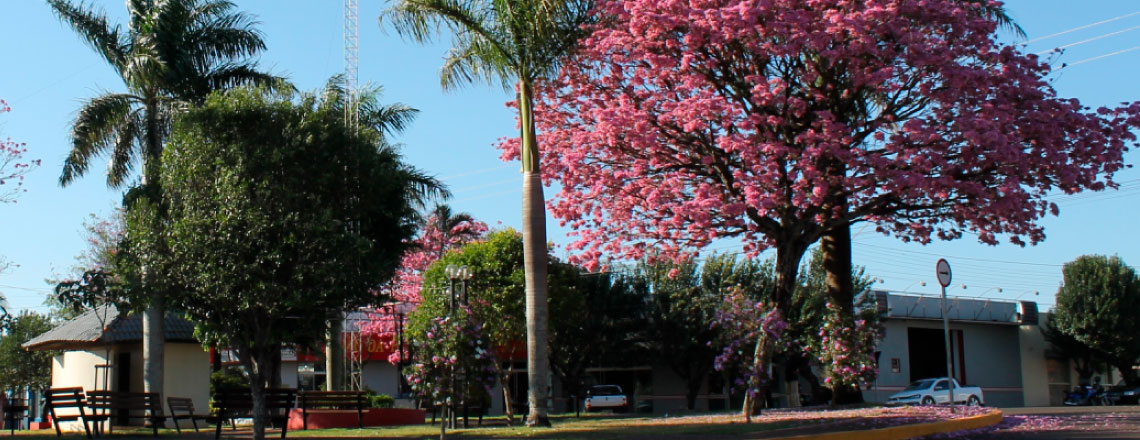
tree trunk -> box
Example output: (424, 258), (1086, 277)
(140, 108), (165, 412)
(742, 240), (807, 419)
(685, 373), (703, 410)
(821, 224), (855, 317)
(495, 359), (516, 426)
(142, 298), (165, 401)
(237, 343), (275, 440)
(326, 319), (343, 391)
(519, 81), (551, 428)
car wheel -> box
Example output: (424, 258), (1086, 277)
(967, 396), (980, 406)
(921, 396), (935, 406)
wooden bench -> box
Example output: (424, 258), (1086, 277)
(85, 390), (166, 436)
(43, 387), (96, 439)
(3, 396), (29, 435)
(211, 388), (296, 440)
(297, 390), (366, 430)
(167, 396), (211, 433)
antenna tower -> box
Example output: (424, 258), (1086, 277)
(344, 0), (364, 392)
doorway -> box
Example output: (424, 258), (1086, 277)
(907, 327), (966, 383)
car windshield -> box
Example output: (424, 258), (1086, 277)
(904, 380), (936, 391)
(589, 386), (622, 396)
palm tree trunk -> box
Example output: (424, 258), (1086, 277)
(519, 81), (551, 427)
(141, 108), (165, 416)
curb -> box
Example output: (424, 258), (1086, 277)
(773, 409), (1003, 440)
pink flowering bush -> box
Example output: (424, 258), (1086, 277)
(809, 304), (881, 395)
(360, 209), (488, 363)
(403, 306), (498, 407)
(712, 290), (788, 399)
(1, 99), (39, 203)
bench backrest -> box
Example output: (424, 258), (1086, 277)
(213, 388), (297, 415)
(86, 391), (163, 414)
(298, 391), (366, 409)
(167, 397), (197, 414)
(45, 387), (87, 409)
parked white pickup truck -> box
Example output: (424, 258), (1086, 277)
(886, 377), (985, 406)
(585, 385), (628, 412)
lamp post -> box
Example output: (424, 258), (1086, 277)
(443, 264), (472, 429)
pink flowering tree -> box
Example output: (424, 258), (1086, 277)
(712, 290), (787, 422)
(361, 204), (488, 358)
(808, 304), (881, 403)
(404, 306), (497, 437)
(504, 0), (1140, 415)
(1, 99), (39, 203)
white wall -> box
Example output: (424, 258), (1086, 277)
(163, 343), (210, 429)
(50, 350), (107, 432)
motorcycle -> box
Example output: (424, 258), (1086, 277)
(1064, 385), (1109, 406)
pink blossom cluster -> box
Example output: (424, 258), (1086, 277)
(359, 212), (487, 361)
(711, 290), (788, 397)
(403, 306), (499, 406)
(809, 305), (880, 391)
(1, 99), (40, 203)
(499, 0), (1140, 272)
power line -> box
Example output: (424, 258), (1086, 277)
(1021, 10), (1140, 46)
(1060, 44), (1140, 69)
(853, 241), (1063, 267)
(1034, 24), (1140, 55)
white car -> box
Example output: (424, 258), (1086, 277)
(887, 377), (985, 406)
(585, 385), (628, 412)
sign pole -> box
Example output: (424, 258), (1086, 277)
(936, 259), (954, 409)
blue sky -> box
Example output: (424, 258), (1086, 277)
(1, 0), (1138, 315)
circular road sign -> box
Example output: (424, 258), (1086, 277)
(936, 259), (952, 287)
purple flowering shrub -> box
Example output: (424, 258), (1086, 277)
(403, 306), (498, 407)
(712, 289), (788, 399)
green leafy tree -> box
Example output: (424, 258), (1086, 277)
(1043, 318), (1108, 385)
(0, 311), (56, 393)
(48, 0), (281, 398)
(122, 84), (440, 440)
(1052, 255), (1140, 385)
(548, 263), (650, 412)
(635, 254), (770, 410)
(381, 0), (593, 426)
(412, 229), (526, 425)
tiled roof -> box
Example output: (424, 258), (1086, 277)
(23, 305), (199, 351)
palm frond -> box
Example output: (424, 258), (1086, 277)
(47, 0), (129, 71)
(106, 110), (146, 188)
(400, 166), (451, 210)
(187, 63), (287, 102)
(60, 93), (142, 186)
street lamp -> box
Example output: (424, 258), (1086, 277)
(443, 264), (473, 429)
(1013, 290), (1040, 301)
(445, 264), (473, 311)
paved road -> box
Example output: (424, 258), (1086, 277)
(943, 406), (1140, 439)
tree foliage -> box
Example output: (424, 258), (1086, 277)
(507, 0), (1140, 414)
(122, 84), (438, 439)
(635, 254), (769, 410)
(361, 205), (489, 345)
(1052, 255), (1140, 385)
(0, 311), (56, 392)
(0, 99), (39, 203)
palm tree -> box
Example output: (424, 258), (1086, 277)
(382, 0), (593, 426)
(427, 204), (480, 257)
(48, 0), (279, 399)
